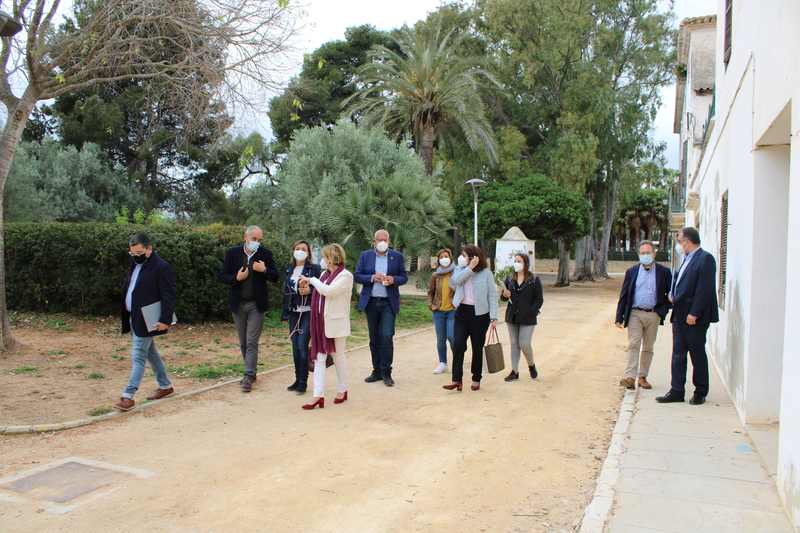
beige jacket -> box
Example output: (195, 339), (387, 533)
(308, 270), (354, 338)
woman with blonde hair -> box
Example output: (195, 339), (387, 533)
(299, 243), (353, 409)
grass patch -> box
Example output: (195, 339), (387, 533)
(46, 349), (66, 356)
(44, 317), (73, 331)
(111, 354), (124, 361)
(170, 362), (245, 380)
(88, 405), (113, 417)
(87, 372), (105, 380)
(73, 363), (87, 369)
(11, 365), (38, 374)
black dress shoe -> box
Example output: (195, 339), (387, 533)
(295, 386), (307, 395)
(287, 381), (298, 391)
(504, 370), (519, 382)
(655, 391), (685, 403)
(689, 394), (706, 405)
(529, 364), (538, 379)
(383, 375), (395, 387)
(365, 372), (382, 383)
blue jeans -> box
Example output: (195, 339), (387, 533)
(289, 311), (310, 388)
(365, 297), (396, 375)
(123, 332), (172, 399)
(432, 310), (455, 364)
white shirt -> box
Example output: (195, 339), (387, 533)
(675, 247), (700, 289)
(125, 264), (143, 312)
(291, 265), (311, 313)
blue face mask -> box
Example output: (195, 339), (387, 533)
(639, 254), (654, 266)
(246, 241), (260, 253)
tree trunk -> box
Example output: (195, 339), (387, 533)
(594, 178), (618, 279)
(0, 90), (39, 352)
(420, 124), (435, 176)
(556, 239), (570, 287)
(573, 209), (595, 281)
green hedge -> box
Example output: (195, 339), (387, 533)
(4, 223), (290, 322)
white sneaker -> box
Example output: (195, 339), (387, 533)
(433, 362), (448, 374)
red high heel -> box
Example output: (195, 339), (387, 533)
(443, 382), (462, 391)
(302, 397), (325, 410)
(471, 382), (480, 391)
(334, 391), (348, 404)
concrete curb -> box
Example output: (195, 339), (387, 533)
(578, 387), (638, 532)
(0, 326), (433, 436)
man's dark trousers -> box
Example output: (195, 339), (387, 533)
(670, 321), (710, 397)
(366, 297), (395, 376)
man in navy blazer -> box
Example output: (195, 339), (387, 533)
(355, 229), (408, 387)
(115, 233), (176, 412)
(657, 227), (719, 406)
(615, 242), (672, 390)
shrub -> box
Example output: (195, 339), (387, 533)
(4, 223), (290, 322)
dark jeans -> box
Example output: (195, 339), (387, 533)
(233, 301), (264, 378)
(366, 297), (396, 376)
(670, 321), (710, 397)
(288, 311), (310, 388)
(452, 304), (490, 383)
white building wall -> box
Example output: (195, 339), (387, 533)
(684, 1), (800, 525)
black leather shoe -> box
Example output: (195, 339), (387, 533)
(383, 375), (395, 387)
(365, 372), (382, 383)
(656, 391), (685, 403)
(287, 381), (298, 391)
(504, 370), (519, 382)
(295, 386), (307, 395)
(529, 364), (538, 379)
(689, 394), (706, 405)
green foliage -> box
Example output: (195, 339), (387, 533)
(88, 405), (114, 417)
(4, 140), (134, 223)
(478, 174), (591, 243)
(4, 223), (289, 321)
(345, 21), (500, 174)
(87, 372), (105, 380)
(268, 25), (395, 152)
(11, 366), (38, 374)
(242, 122), (453, 263)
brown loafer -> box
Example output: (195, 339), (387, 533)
(114, 398), (135, 411)
(638, 377), (653, 390)
(146, 387), (174, 401)
(619, 377), (635, 390)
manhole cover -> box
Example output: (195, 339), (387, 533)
(0, 457), (154, 513)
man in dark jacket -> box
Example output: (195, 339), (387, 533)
(657, 227), (719, 405)
(354, 229), (408, 387)
(615, 242), (672, 390)
(115, 233), (177, 412)
(219, 225), (279, 392)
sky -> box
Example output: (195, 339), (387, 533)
(244, 0), (720, 170)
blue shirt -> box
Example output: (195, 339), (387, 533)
(125, 264), (143, 312)
(371, 253), (389, 298)
(632, 264), (657, 310)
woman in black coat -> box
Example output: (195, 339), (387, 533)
(500, 253), (543, 381)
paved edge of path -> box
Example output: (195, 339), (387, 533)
(0, 326), (433, 436)
(578, 387), (637, 532)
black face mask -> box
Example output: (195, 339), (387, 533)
(132, 254), (147, 265)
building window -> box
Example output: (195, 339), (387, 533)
(724, 0), (733, 67)
(718, 191), (728, 308)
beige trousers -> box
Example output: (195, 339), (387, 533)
(625, 309), (661, 378)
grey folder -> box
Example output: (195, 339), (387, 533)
(140, 301), (178, 332)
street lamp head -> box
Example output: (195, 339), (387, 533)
(465, 178), (487, 189)
(0, 11), (23, 37)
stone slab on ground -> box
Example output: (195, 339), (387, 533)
(604, 327), (794, 532)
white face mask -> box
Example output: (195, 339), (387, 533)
(320, 258), (328, 270)
(293, 250), (308, 262)
(457, 255), (469, 268)
(439, 257), (451, 268)
(513, 261), (524, 273)
(675, 243), (683, 256)
(376, 241), (389, 253)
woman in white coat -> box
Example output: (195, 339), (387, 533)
(299, 243), (353, 409)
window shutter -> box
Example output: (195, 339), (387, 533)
(724, 0), (733, 67)
(718, 192), (728, 308)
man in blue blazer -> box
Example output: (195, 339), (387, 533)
(355, 229), (408, 387)
(657, 227), (719, 405)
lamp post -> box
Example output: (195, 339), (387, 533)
(465, 178), (487, 245)
(0, 11), (23, 37)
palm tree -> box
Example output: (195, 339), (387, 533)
(344, 24), (499, 176)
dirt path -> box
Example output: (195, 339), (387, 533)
(0, 279), (625, 533)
